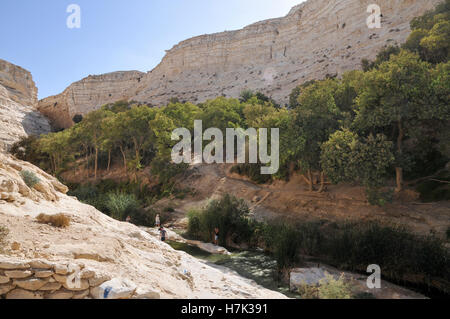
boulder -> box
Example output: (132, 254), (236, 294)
(90, 278), (137, 299)
(290, 267), (335, 291)
(4, 270), (33, 279)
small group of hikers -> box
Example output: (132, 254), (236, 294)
(127, 213), (219, 245)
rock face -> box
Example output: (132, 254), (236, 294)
(37, 0), (440, 129)
(0, 152), (286, 299)
(38, 71), (145, 129)
(0, 59), (51, 151)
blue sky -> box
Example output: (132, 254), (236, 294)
(0, 0), (304, 99)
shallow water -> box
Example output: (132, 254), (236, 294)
(167, 241), (299, 298)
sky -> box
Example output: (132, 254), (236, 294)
(0, 0), (305, 99)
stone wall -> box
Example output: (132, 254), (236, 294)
(37, 0), (441, 128)
(0, 257), (159, 299)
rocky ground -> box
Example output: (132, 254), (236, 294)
(0, 152), (286, 299)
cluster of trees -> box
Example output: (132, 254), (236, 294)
(12, 2), (449, 204)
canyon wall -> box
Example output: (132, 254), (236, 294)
(38, 0), (441, 128)
(38, 71), (145, 129)
(0, 59), (51, 151)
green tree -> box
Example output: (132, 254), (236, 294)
(354, 51), (436, 192)
(294, 79), (342, 191)
(79, 109), (113, 180)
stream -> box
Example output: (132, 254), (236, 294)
(167, 241), (300, 298)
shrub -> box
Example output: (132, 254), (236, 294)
(187, 210), (202, 239)
(186, 194), (255, 246)
(298, 274), (353, 299)
(36, 213), (71, 228)
(259, 222), (302, 270)
(298, 284), (319, 299)
(273, 225), (302, 270)
(0, 225), (9, 252)
(105, 191), (140, 221)
(317, 274), (352, 299)
(20, 170), (41, 188)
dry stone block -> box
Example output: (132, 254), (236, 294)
(6, 288), (44, 299)
(14, 278), (49, 291)
(45, 289), (74, 299)
(34, 270), (54, 278)
(73, 289), (90, 299)
(0, 260), (30, 270)
(0, 275), (10, 284)
(4, 270), (33, 279)
(39, 282), (62, 291)
(54, 264), (68, 275)
(0, 283), (15, 295)
(30, 260), (53, 269)
(63, 279), (90, 291)
(53, 274), (68, 284)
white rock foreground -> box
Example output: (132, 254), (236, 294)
(0, 152), (286, 299)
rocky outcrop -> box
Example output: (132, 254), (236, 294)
(0, 152), (286, 299)
(37, 0), (441, 128)
(38, 71), (145, 129)
(0, 59), (51, 151)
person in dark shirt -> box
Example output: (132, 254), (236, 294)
(159, 225), (167, 242)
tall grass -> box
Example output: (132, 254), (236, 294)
(105, 191), (140, 221)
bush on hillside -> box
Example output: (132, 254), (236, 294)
(20, 170), (41, 188)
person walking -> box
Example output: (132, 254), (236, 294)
(126, 215), (131, 223)
(155, 214), (161, 228)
